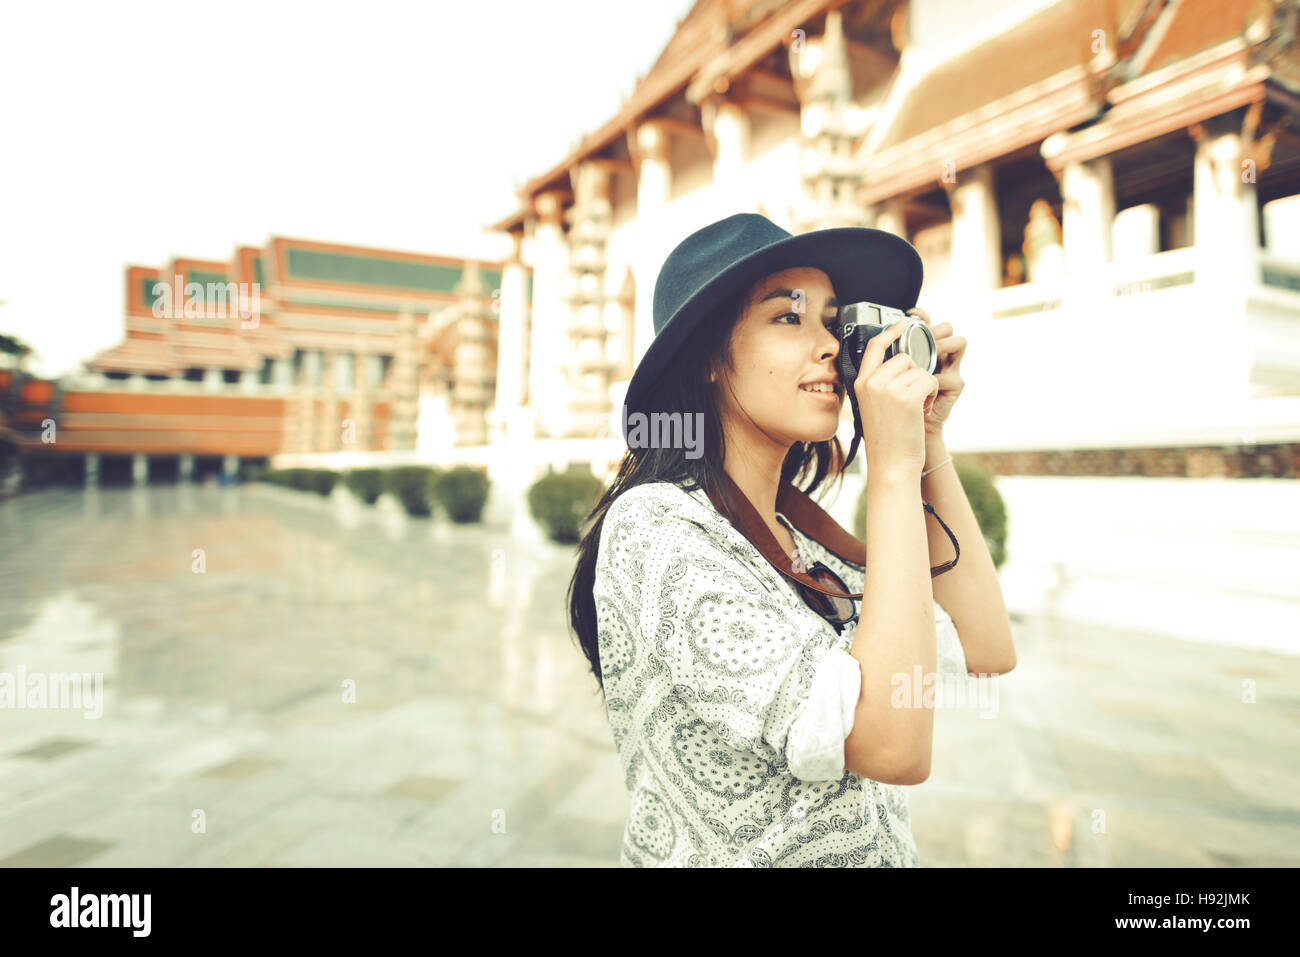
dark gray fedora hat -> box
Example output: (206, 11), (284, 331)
(623, 212), (923, 422)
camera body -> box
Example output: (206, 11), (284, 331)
(834, 301), (937, 394)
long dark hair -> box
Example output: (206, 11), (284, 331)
(566, 286), (850, 700)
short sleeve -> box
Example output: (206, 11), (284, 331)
(595, 487), (855, 782)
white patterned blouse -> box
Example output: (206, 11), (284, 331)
(593, 479), (967, 867)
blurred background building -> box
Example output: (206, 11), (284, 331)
(2, 238), (510, 483)
(4, 0), (1299, 648)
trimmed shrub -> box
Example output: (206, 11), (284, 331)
(853, 458), (1008, 570)
(345, 468), (384, 505)
(528, 469), (605, 543)
(309, 469), (338, 496)
(434, 466), (490, 523)
(18, 450), (82, 489)
(385, 466), (438, 516)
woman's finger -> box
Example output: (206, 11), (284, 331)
(935, 335), (966, 369)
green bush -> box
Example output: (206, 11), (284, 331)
(853, 458), (1007, 570)
(310, 469), (338, 496)
(434, 466), (490, 523)
(345, 468), (385, 505)
(385, 466), (438, 516)
(0, 433), (18, 475)
(528, 469), (605, 543)
(18, 450), (82, 489)
(241, 461), (268, 483)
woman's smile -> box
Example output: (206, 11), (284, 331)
(798, 382), (842, 406)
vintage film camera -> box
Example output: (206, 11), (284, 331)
(834, 301), (937, 392)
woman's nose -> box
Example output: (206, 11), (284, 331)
(818, 326), (840, 360)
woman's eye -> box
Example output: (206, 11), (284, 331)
(777, 312), (840, 330)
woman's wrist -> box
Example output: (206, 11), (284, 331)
(922, 433), (948, 470)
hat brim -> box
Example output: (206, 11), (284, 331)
(623, 226), (922, 419)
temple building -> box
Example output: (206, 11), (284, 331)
(34, 238), (512, 484)
(481, 0), (1300, 648)
(489, 0), (1300, 459)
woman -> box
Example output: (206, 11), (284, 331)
(567, 213), (1016, 867)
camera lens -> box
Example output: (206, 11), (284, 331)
(904, 323), (937, 373)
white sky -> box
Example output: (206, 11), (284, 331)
(0, 0), (696, 376)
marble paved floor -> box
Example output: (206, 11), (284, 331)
(1, 483), (1298, 867)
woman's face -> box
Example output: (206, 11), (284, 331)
(712, 266), (845, 449)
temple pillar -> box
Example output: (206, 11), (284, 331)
(528, 189), (573, 438)
(492, 230), (529, 444)
(873, 198), (907, 238)
(389, 311), (419, 450)
(565, 160), (617, 437)
(629, 120), (672, 368)
(453, 262), (493, 447)
(1058, 155), (1115, 309)
(945, 164), (1001, 298)
(1192, 121), (1261, 291)
(789, 8), (866, 230)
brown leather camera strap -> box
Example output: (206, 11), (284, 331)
(704, 468), (864, 600)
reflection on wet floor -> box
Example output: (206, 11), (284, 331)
(1, 484), (1298, 866)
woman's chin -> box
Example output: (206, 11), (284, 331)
(793, 423), (841, 446)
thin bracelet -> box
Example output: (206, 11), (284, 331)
(922, 455), (952, 478)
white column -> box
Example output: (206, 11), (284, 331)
(222, 454), (239, 481)
(84, 452), (100, 487)
(493, 230), (528, 433)
(1193, 126), (1261, 289)
(947, 165), (1001, 299)
(1060, 156), (1115, 310)
(272, 357), (292, 390)
(203, 367), (223, 391)
(179, 453), (194, 483)
(1061, 157), (1114, 274)
(873, 198), (906, 238)
(1191, 123), (1259, 400)
(1112, 204), (1161, 260)
(708, 96), (750, 213)
(631, 120), (672, 368)
(528, 189), (572, 438)
(132, 453), (148, 486)
(389, 313), (419, 450)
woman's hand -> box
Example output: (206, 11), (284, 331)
(853, 319), (940, 479)
(907, 306), (966, 440)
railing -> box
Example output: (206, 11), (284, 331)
(1107, 246), (1199, 297)
(1260, 252), (1300, 292)
(987, 280), (1064, 319)
(980, 245), (1300, 319)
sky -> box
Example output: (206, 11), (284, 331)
(0, 0), (697, 376)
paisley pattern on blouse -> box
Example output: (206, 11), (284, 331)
(593, 480), (968, 867)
